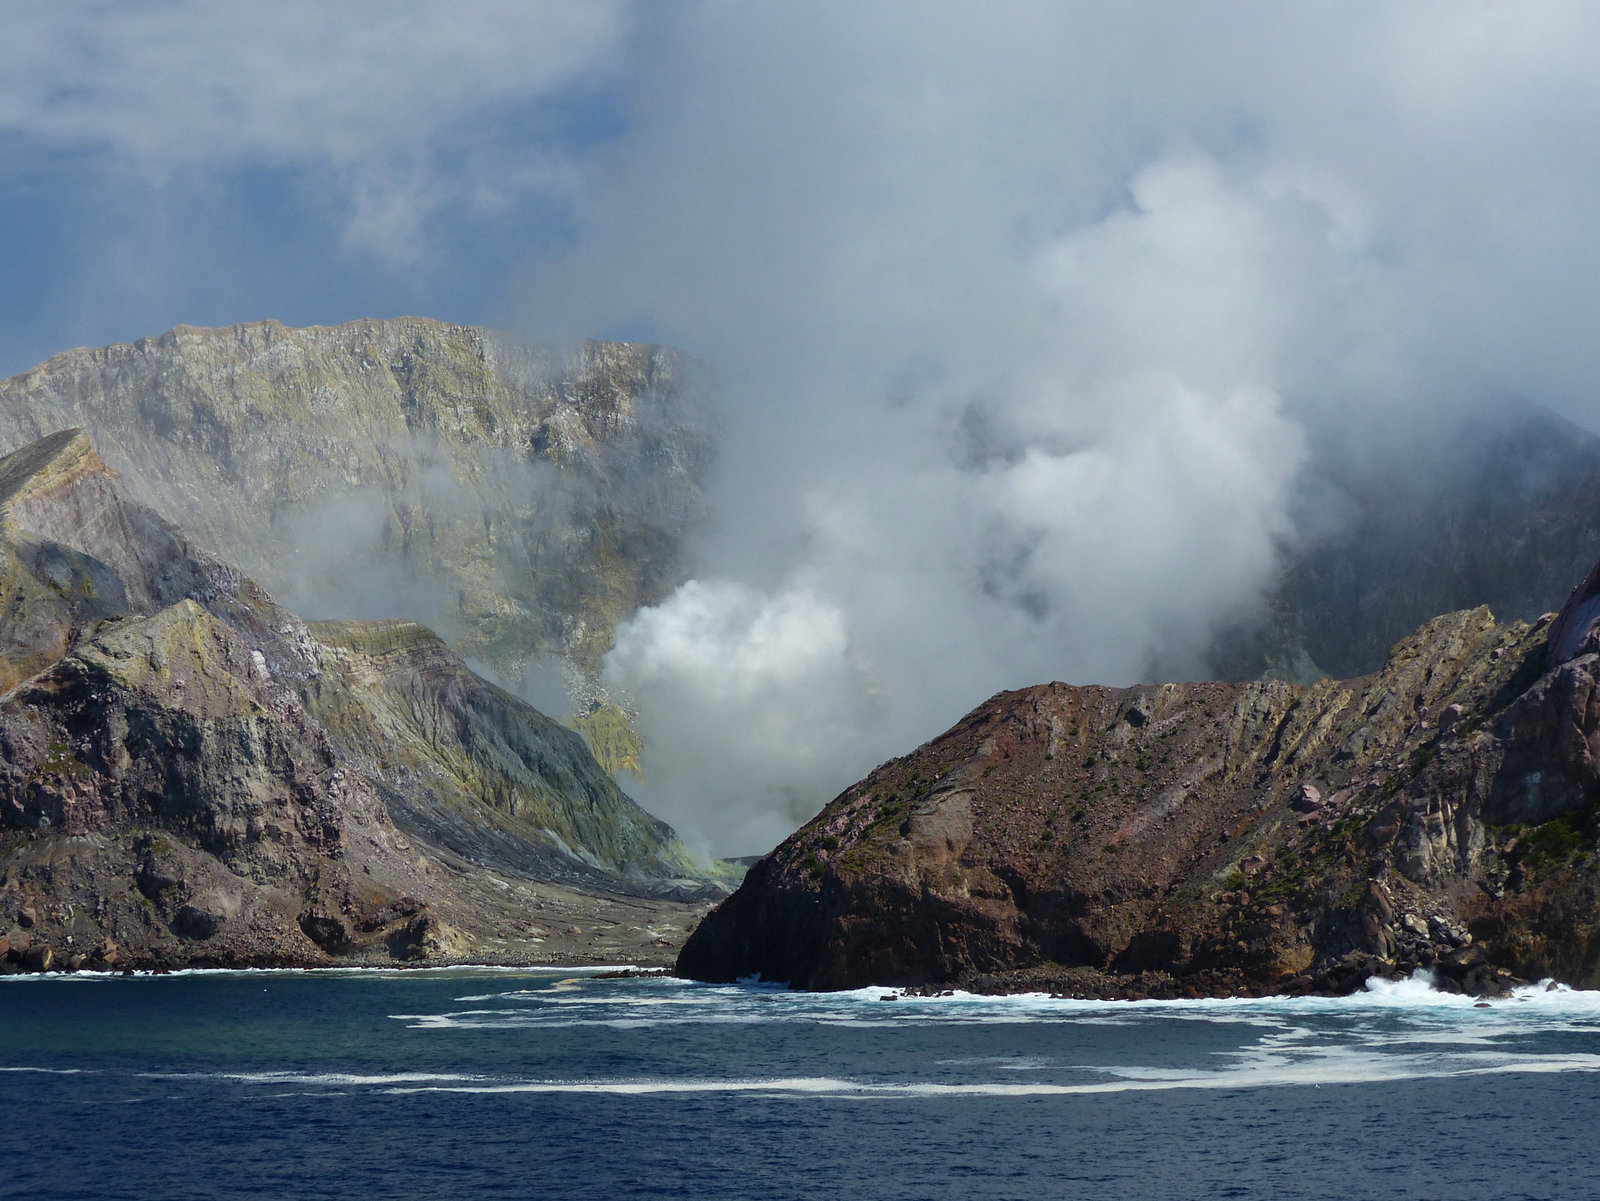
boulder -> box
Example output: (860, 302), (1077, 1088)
(1292, 784), (1325, 812)
(1362, 881), (1395, 925)
(298, 913), (353, 954)
(21, 943), (52, 972)
(1361, 913), (1396, 958)
(358, 897), (422, 933)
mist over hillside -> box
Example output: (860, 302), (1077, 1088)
(1213, 402), (1600, 684)
(0, 318), (713, 702)
(9, 8), (1600, 855)
(7, 323), (1600, 859)
(509, 10), (1600, 853)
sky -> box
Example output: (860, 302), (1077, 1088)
(6, 2), (1600, 852)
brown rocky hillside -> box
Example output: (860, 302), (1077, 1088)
(681, 559), (1600, 998)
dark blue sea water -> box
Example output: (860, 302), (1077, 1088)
(3, 967), (1600, 1200)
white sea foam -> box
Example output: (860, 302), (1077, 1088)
(0, 1066), (88, 1074)
(374, 1049), (1600, 1098)
(140, 1070), (490, 1087)
(26, 969), (1588, 1106)
(396, 971), (1600, 1036)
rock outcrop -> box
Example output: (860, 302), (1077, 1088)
(0, 431), (723, 974)
(680, 562), (1600, 997)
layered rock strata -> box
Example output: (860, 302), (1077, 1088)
(682, 566), (1600, 997)
(0, 318), (713, 696)
(0, 431), (720, 974)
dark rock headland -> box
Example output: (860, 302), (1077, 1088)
(681, 562), (1600, 998)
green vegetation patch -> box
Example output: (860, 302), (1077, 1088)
(1521, 812), (1586, 869)
(35, 742), (91, 780)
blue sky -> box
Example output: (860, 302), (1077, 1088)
(0, 1), (629, 375)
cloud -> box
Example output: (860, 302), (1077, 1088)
(14, 3), (1600, 855)
(587, 151), (1327, 850)
(500, 3), (1600, 852)
(605, 581), (880, 854)
(0, 1), (626, 263)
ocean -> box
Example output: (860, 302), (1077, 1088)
(3, 967), (1599, 1200)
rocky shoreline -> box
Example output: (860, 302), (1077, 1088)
(0, 827), (716, 977)
(0, 929), (687, 977)
(882, 950), (1524, 1001)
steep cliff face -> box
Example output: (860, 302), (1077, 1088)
(0, 432), (718, 974)
(0, 319), (713, 693)
(680, 570), (1600, 997)
(302, 617), (698, 882)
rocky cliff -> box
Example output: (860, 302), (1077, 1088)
(0, 431), (720, 974)
(0, 318), (713, 705)
(681, 562), (1600, 997)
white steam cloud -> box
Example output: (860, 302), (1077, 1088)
(597, 149), (1348, 850)
(16, 4), (1600, 857)
(502, 4), (1600, 854)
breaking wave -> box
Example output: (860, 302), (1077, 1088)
(392, 970), (1600, 1031)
